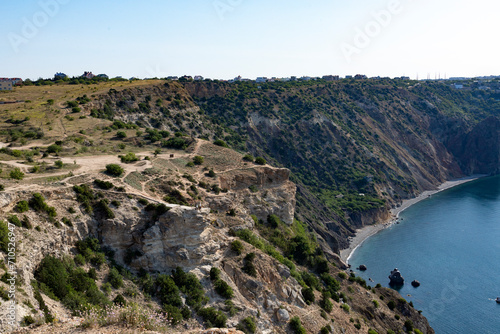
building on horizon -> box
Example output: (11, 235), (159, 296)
(322, 75), (340, 81)
(54, 72), (67, 79)
(82, 71), (95, 79)
(0, 81), (12, 90)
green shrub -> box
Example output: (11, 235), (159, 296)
(255, 157), (266, 165)
(7, 215), (22, 227)
(338, 272), (348, 279)
(21, 315), (35, 327)
(108, 267), (123, 289)
(0, 222), (9, 253)
(320, 325), (332, 334)
(198, 307), (227, 328)
(163, 304), (183, 326)
(289, 316), (306, 334)
(404, 320), (414, 332)
(120, 152), (139, 163)
(113, 294), (126, 306)
(162, 137), (189, 150)
(156, 274), (182, 307)
(301, 287), (315, 304)
(74, 254), (86, 266)
(116, 131), (127, 139)
(46, 144), (61, 154)
(372, 300), (379, 308)
(213, 279), (233, 299)
(243, 154), (254, 162)
(193, 156), (204, 165)
(21, 215), (32, 229)
(54, 160), (63, 169)
(105, 164), (124, 177)
(210, 267), (221, 281)
(94, 179), (114, 190)
(15, 200), (29, 213)
(368, 329), (378, 334)
(214, 139), (228, 147)
(29, 193), (56, 217)
(91, 252), (106, 269)
(186, 161), (195, 167)
(341, 303), (350, 313)
(171, 267), (208, 308)
(387, 300), (396, 310)
(10, 168), (24, 180)
(231, 240), (244, 255)
(236, 316), (257, 334)
(243, 253), (257, 277)
(320, 292), (333, 312)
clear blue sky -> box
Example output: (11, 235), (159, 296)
(1, 0), (499, 80)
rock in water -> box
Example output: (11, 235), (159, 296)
(358, 264), (367, 271)
(388, 268), (404, 286)
(411, 280), (420, 287)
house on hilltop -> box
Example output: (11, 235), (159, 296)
(82, 71), (95, 79)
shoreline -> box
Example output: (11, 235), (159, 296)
(340, 174), (488, 264)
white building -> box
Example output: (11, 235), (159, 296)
(256, 77), (268, 83)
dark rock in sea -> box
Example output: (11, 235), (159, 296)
(358, 264), (367, 271)
(411, 280), (421, 287)
(389, 268), (404, 286)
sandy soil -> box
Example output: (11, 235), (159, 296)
(340, 175), (488, 264)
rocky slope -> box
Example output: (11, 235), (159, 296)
(0, 136), (433, 333)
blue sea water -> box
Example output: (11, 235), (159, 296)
(349, 175), (500, 334)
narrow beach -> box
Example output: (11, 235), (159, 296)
(339, 175), (487, 264)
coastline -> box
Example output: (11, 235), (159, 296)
(340, 174), (488, 264)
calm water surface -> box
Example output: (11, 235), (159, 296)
(349, 175), (500, 334)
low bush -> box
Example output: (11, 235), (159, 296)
(301, 287), (315, 304)
(15, 200), (29, 213)
(289, 316), (306, 334)
(108, 267), (123, 289)
(255, 157), (266, 165)
(120, 152), (139, 163)
(198, 307), (227, 328)
(105, 164), (124, 177)
(236, 316), (257, 334)
(230, 240), (244, 255)
(94, 179), (114, 190)
(213, 278), (233, 299)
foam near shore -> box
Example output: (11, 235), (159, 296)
(340, 175), (488, 264)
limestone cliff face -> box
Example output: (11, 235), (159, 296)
(100, 204), (226, 273)
(215, 167), (296, 225)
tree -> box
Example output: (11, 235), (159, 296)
(105, 164), (124, 177)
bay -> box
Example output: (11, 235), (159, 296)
(349, 175), (500, 334)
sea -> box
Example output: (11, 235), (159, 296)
(349, 175), (500, 334)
